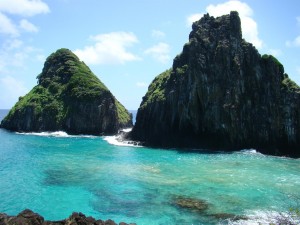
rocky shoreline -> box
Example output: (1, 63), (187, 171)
(0, 209), (135, 225)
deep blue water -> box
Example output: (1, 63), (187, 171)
(0, 109), (300, 224)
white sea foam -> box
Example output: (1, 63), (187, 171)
(16, 131), (97, 138)
(239, 149), (264, 156)
(221, 210), (300, 225)
(103, 136), (140, 147)
(121, 128), (132, 132)
(103, 128), (142, 147)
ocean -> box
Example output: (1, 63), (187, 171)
(0, 109), (300, 224)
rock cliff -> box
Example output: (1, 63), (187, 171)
(131, 12), (300, 157)
(1, 48), (132, 135)
(0, 209), (134, 225)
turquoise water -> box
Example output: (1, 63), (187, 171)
(0, 110), (300, 224)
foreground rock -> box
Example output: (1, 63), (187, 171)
(0, 209), (135, 225)
(131, 12), (300, 157)
(1, 48), (132, 135)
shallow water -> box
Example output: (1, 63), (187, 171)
(0, 110), (300, 224)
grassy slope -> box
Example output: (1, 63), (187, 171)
(140, 69), (172, 109)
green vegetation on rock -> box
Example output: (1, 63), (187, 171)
(282, 77), (300, 93)
(140, 69), (171, 109)
(6, 85), (62, 121)
(262, 54), (284, 74)
(1, 48), (132, 134)
(115, 99), (131, 125)
(176, 65), (188, 75)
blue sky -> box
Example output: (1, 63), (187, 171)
(0, 0), (299, 110)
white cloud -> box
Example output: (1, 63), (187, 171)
(20, 19), (38, 32)
(206, 0), (252, 16)
(186, 13), (203, 27)
(286, 36), (300, 47)
(0, 0), (50, 17)
(74, 32), (141, 65)
(267, 48), (282, 57)
(285, 17), (300, 48)
(187, 0), (263, 49)
(144, 42), (170, 64)
(151, 30), (166, 39)
(36, 54), (45, 62)
(2, 39), (23, 50)
(0, 50), (29, 107)
(0, 51), (29, 69)
(0, 57), (6, 72)
(136, 82), (148, 88)
(0, 43), (42, 72)
(0, 76), (28, 108)
(0, 12), (19, 36)
(297, 16), (300, 26)
(12, 52), (29, 67)
(0, 0), (48, 38)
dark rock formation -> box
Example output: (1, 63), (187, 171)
(209, 213), (248, 221)
(173, 196), (209, 212)
(131, 12), (300, 157)
(1, 49), (132, 135)
(172, 196), (248, 222)
(0, 209), (134, 225)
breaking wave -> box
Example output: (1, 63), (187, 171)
(222, 210), (300, 225)
(239, 149), (264, 156)
(16, 131), (97, 138)
(103, 128), (142, 147)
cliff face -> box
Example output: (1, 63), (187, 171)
(132, 12), (300, 156)
(1, 48), (132, 135)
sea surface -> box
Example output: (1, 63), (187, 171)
(0, 109), (300, 224)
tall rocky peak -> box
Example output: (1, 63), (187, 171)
(173, 11), (246, 70)
(1, 48), (132, 135)
(190, 11), (242, 43)
(38, 48), (85, 85)
(132, 12), (300, 157)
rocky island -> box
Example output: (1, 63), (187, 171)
(131, 12), (300, 157)
(1, 48), (132, 135)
